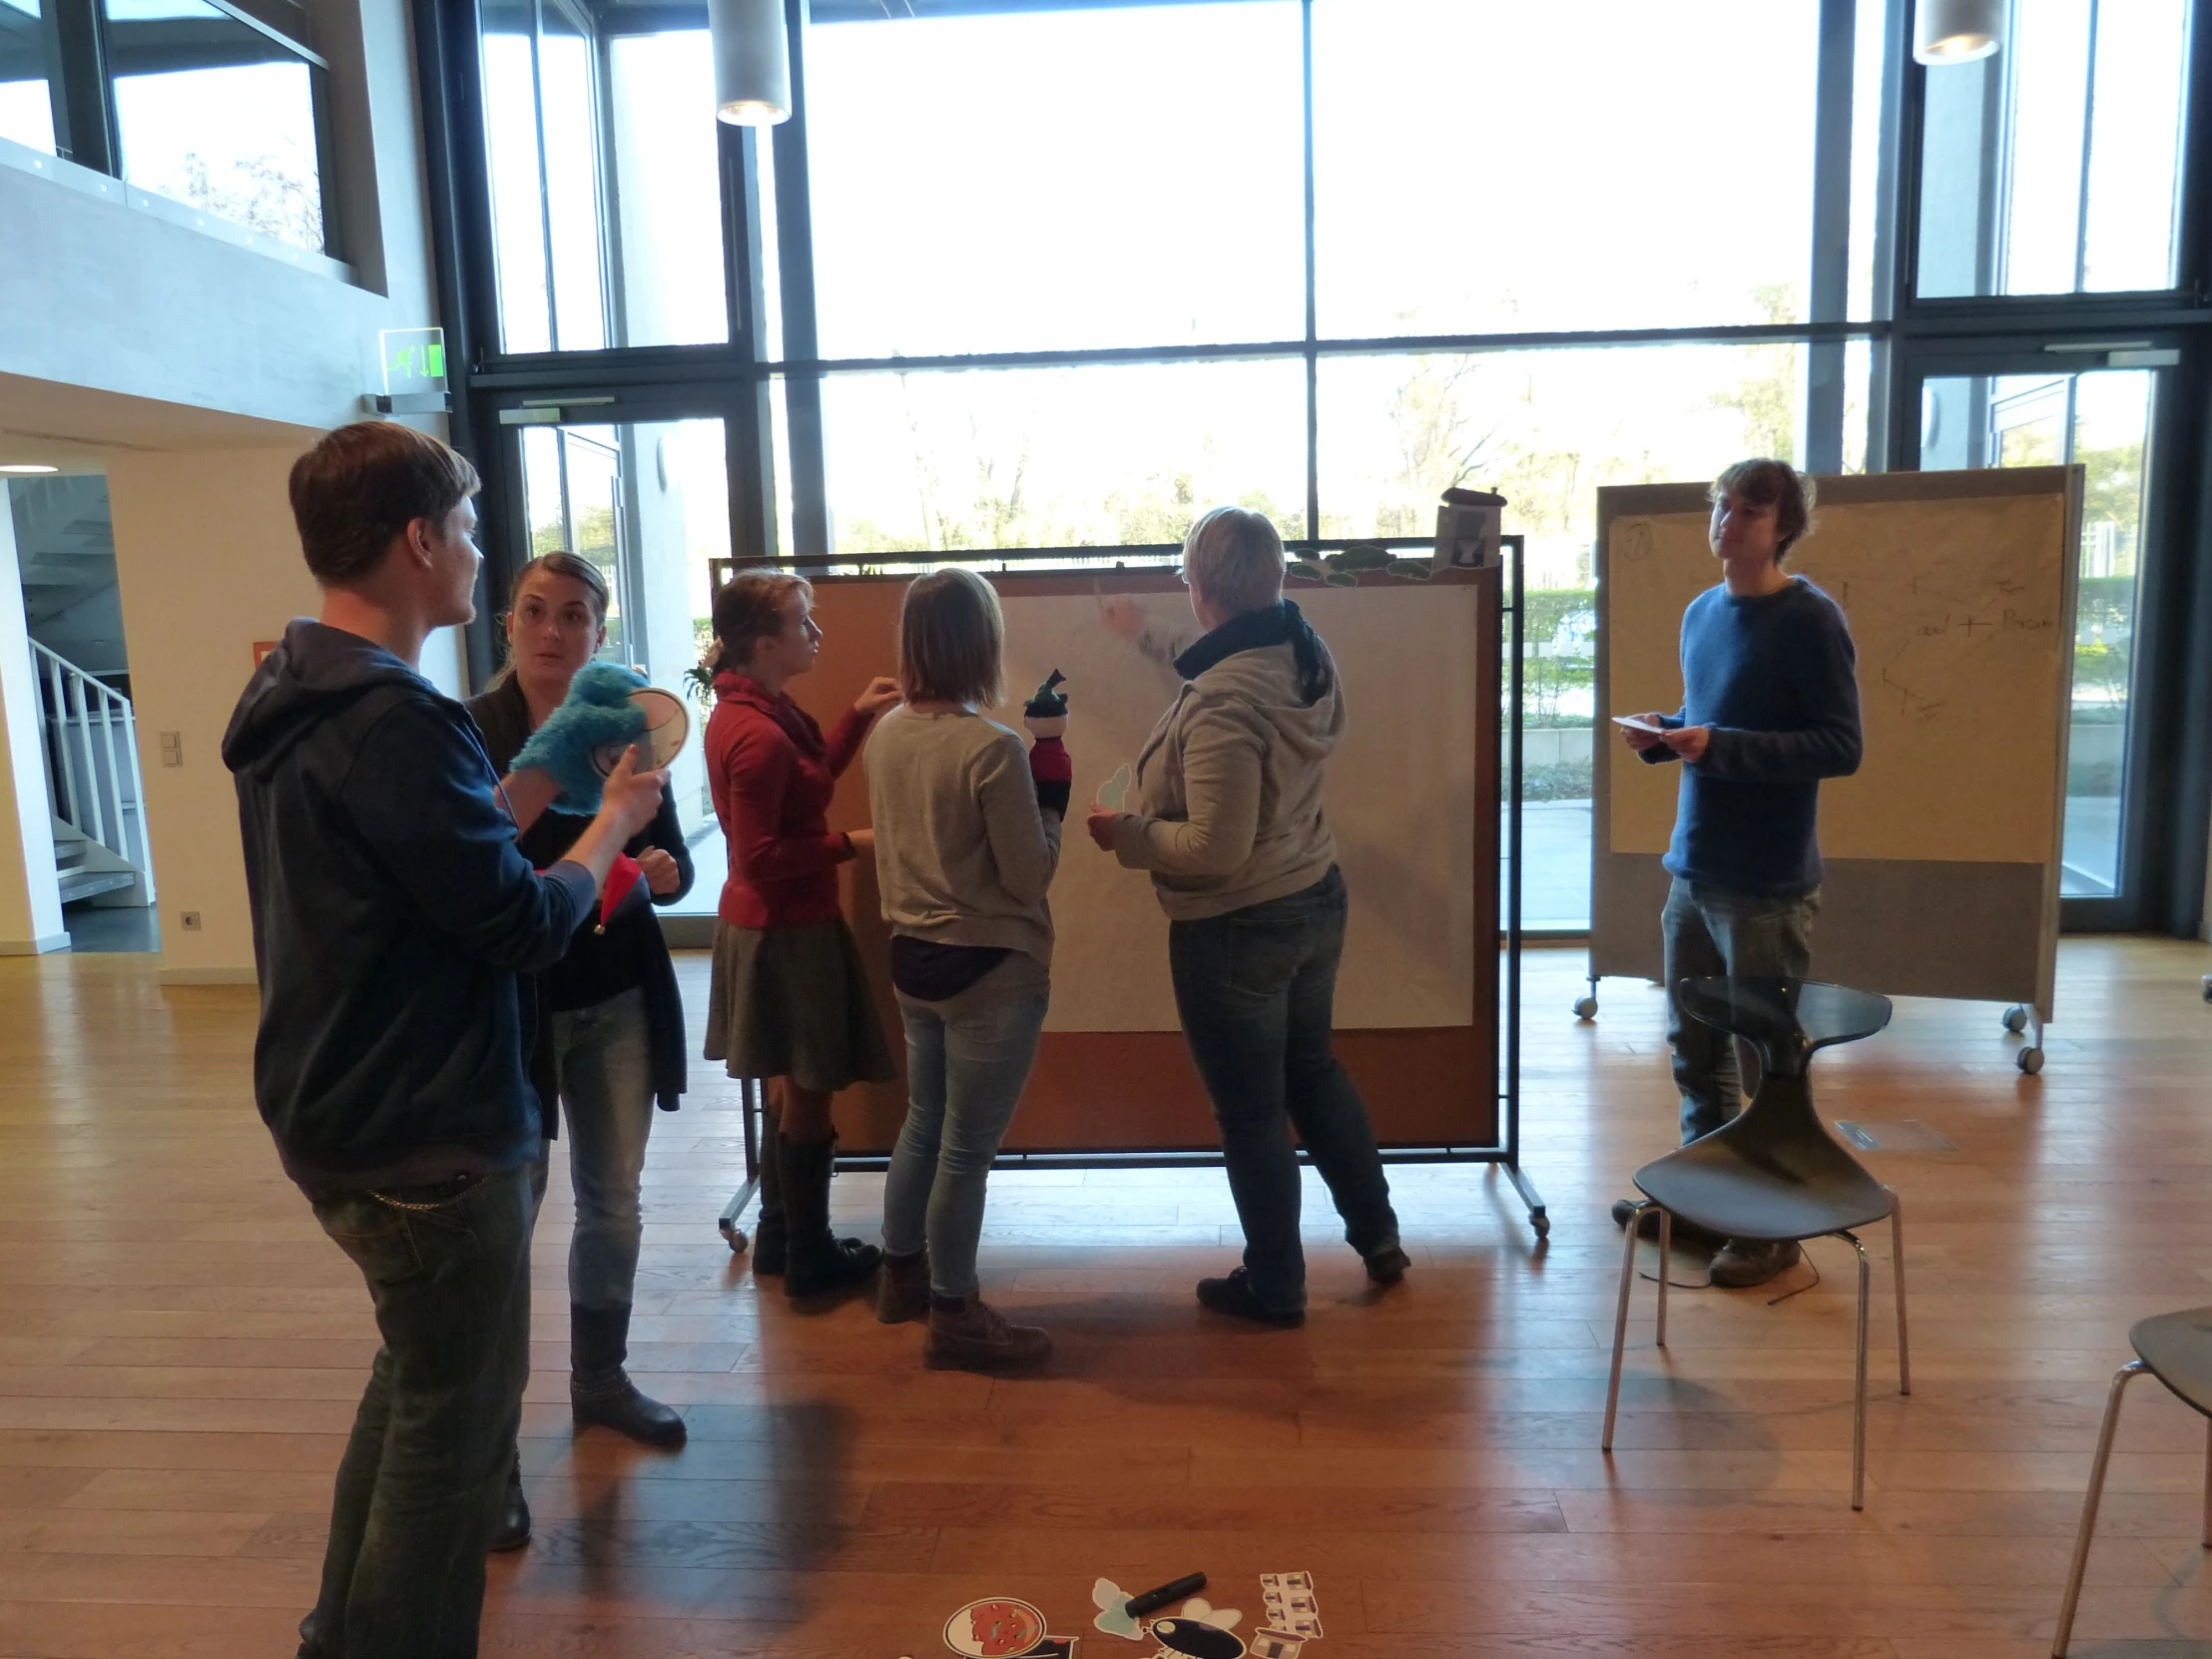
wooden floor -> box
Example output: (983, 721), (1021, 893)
(3, 940), (2212, 1658)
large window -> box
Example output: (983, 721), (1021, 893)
(824, 360), (1309, 554)
(450, 0), (2210, 933)
(806, 3), (1305, 358)
(105, 0), (329, 254)
(481, 0), (729, 351)
(1916, 0), (2190, 297)
(0, 0), (60, 154)
(1314, 0), (1822, 337)
(0, 0), (334, 252)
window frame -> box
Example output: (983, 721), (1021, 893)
(422, 0), (2212, 936)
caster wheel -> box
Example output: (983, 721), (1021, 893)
(720, 1223), (750, 1255)
(2017, 1047), (2044, 1076)
(1531, 1213), (1551, 1238)
(1573, 995), (1598, 1020)
(2001, 1005), (2028, 1034)
(2201, 974), (2211, 1003)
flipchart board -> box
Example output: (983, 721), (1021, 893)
(1591, 467), (2081, 1023)
(788, 564), (1502, 1155)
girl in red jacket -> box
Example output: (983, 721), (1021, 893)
(704, 569), (901, 1297)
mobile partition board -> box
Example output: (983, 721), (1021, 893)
(1586, 467), (2082, 1074)
(712, 552), (1546, 1247)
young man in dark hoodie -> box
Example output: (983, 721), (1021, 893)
(223, 420), (667, 1659)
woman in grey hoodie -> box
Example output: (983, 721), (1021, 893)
(1087, 507), (1407, 1326)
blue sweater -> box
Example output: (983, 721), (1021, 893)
(1641, 576), (1862, 896)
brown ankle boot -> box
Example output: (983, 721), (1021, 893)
(923, 1294), (1051, 1373)
(876, 1249), (930, 1325)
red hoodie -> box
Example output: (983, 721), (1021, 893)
(706, 672), (872, 928)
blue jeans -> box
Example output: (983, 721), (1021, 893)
(299, 1163), (534, 1659)
(1167, 866), (1400, 1315)
(549, 986), (655, 1316)
(1662, 876), (1820, 1143)
(881, 959), (1051, 1300)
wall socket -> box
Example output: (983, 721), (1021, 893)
(180, 911), (202, 931)
(159, 732), (183, 768)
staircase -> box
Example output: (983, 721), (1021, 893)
(32, 640), (154, 907)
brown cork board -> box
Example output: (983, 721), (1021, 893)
(764, 564), (1502, 1154)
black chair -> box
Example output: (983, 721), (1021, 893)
(2051, 1307), (2212, 1656)
(1602, 975), (1911, 1510)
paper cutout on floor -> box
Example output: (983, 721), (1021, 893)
(1176, 1600), (1240, 1633)
(1092, 1579), (1144, 1641)
(1094, 763), (1134, 813)
(1256, 1574), (1322, 1642)
(1019, 1640), (1080, 1659)
(1246, 1634), (1305, 1659)
(944, 1596), (1048, 1657)
(1094, 1574), (1206, 1642)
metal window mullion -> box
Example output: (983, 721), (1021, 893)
(777, 0), (830, 558)
(527, 0), (561, 350)
(1806, 0), (1857, 472)
(2074, 0), (2101, 293)
(1301, 0), (1318, 549)
(723, 120), (780, 563)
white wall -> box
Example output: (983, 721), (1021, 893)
(106, 447), (467, 982)
(0, 506), (66, 953)
(0, 0), (441, 435)
(0, 0), (469, 973)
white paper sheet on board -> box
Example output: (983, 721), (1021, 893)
(995, 585), (1478, 1032)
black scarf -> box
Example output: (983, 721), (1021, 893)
(1173, 600), (1333, 703)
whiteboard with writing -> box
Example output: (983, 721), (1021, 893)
(1606, 487), (2071, 865)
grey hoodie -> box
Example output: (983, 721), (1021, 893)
(1113, 602), (1345, 921)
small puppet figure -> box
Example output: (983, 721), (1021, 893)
(511, 661), (649, 813)
(1023, 669), (1072, 819)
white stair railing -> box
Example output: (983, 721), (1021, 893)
(31, 641), (150, 876)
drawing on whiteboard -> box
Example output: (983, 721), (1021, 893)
(1838, 552), (2057, 724)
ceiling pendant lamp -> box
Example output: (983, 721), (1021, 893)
(708, 0), (792, 125)
(1915, 0), (2004, 65)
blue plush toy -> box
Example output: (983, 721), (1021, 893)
(511, 661), (649, 814)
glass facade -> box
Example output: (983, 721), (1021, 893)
(0, 0), (59, 155)
(1916, 0), (2190, 297)
(446, 0), (2206, 932)
(104, 0), (328, 252)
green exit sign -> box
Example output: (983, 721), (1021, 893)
(380, 328), (447, 396)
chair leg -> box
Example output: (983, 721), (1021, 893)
(1602, 1200), (1645, 1453)
(2051, 1360), (2148, 1658)
(1846, 1231), (1871, 1511)
(2201, 1414), (2211, 1551)
(1656, 1208), (1671, 1349)
(1888, 1189), (1912, 1396)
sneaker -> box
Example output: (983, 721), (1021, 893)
(1708, 1239), (1804, 1289)
(875, 1249), (930, 1325)
(1195, 1267), (1306, 1329)
(1364, 1244), (1412, 1285)
(923, 1295), (1051, 1373)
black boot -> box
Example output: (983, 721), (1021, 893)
(781, 1134), (880, 1299)
(752, 1115), (787, 1276)
(570, 1304), (687, 1447)
(487, 1450), (530, 1552)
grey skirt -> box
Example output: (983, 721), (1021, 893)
(704, 919), (897, 1093)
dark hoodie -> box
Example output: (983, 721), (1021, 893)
(223, 619), (597, 1196)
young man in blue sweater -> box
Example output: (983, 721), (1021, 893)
(1614, 458), (1863, 1289)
